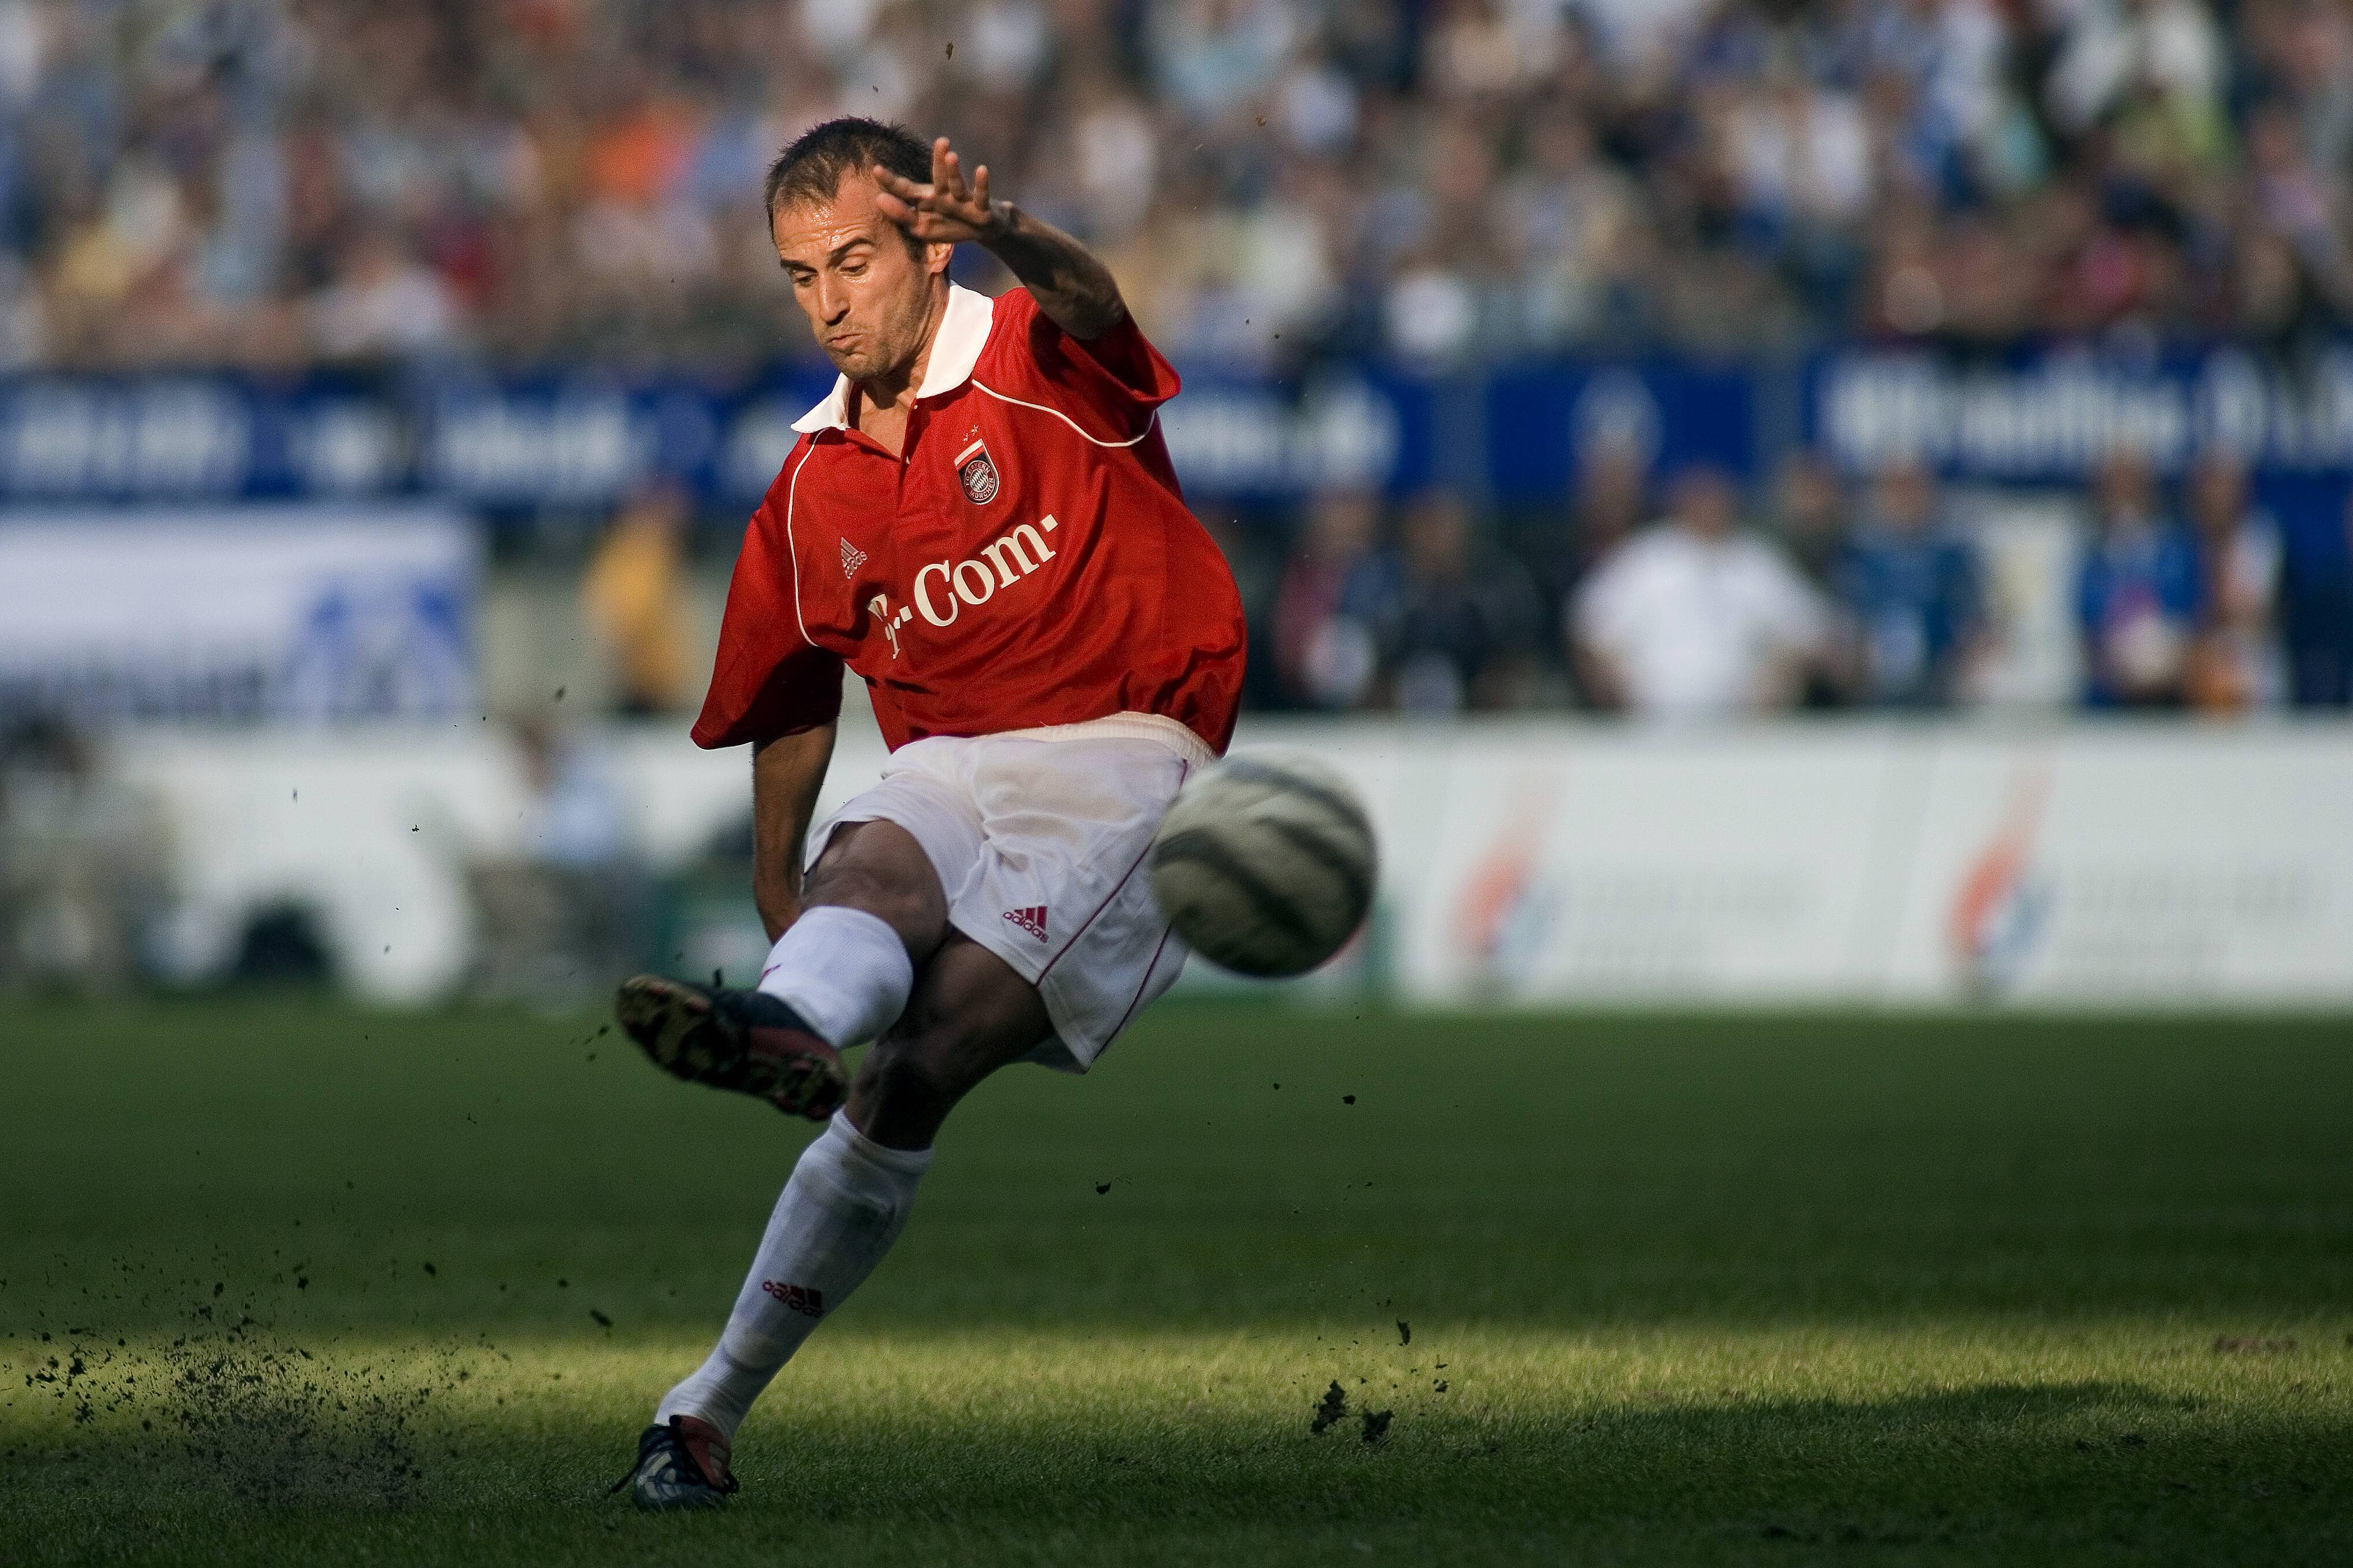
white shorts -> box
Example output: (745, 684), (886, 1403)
(804, 712), (1214, 1072)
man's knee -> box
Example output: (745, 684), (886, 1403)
(844, 1021), (988, 1149)
(804, 822), (943, 953)
(842, 935), (1053, 1147)
(852, 1020), (977, 1110)
(804, 863), (933, 948)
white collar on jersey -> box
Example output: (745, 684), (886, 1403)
(791, 282), (995, 434)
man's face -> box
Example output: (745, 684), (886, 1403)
(2187, 457), (2244, 531)
(1673, 472), (1736, 541)
(1873, 462), (1934, 533)
(1402, 495), (1469, 579)
(771, 171), (950, 384)
(1775, 456), (1840, 538)
(1307, 488), (1378, 560)
(2095, 451), (2154, 524)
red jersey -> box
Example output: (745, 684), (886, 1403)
(692, 285), (1247, 755)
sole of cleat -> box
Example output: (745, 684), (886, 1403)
(615, 975), (846, 1121)
(616, 975), (727, 1082)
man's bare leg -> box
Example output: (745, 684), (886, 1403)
(791, 819), (952, 960)
(842, 933), (1053, 1147)
(742, 818), (949, 1070)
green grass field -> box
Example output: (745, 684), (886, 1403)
(2, 997), (2348, 1566)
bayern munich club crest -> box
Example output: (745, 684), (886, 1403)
(956, 436), (1000, 505)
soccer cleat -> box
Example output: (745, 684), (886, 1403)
(609, 1415), (739, 1511)
(615, 973), (847, 1121)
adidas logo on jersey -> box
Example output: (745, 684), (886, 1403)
(840, 538), (867, 578)
(1002, 905), (1049, 941)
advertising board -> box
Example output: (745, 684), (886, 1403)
(1878, 729), (2353, 1004)
(86, 717), (2353, 1008)
(0, 505), (478, 724)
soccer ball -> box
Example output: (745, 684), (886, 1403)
(1149, 752), (1377, 978)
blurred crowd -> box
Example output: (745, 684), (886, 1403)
(8, 0), (2353, 371)
(1250, 444), (2353, 715)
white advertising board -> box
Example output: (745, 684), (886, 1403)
(1878, 728), (2353, 1005)
(0, 506), (479, 723)
(93, 716), (2353, 1008)
(1392, 726), (1912, 1003)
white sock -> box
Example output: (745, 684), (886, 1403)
(656, 1111), (932, 1441)
(756, 905), (914, 1048)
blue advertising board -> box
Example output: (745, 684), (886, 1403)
(13, 345), (2353, 518)
(1806, 344), (2353, 482)
(1485, 360), (1757, 500)
(0, 359), (1694, 513)
(1805, 343), (2353, 561)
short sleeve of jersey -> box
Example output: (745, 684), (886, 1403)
(981, 287), (1180, 434)
(1746, 542), (1827, 654)
(690, 474), (845, 749)
(1571, 549), (1644, 652)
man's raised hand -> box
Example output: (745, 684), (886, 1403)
(876, 131), (1126, 339)
(873, 138), (1003, 246)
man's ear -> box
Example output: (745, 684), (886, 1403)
(926, 239), (954, 278)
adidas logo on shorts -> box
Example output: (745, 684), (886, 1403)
(1002, 905), (1048, 941)
(840, 538), (868, 578)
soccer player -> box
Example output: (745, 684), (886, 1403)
(610, 119), (1245, 1509)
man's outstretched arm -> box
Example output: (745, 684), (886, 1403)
(749, 722), (837, 941)
(872, 137), (1125, 340)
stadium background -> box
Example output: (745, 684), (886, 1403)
(3, 5), (2351, 1565)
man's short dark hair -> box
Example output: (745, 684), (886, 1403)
(763, 117), (930, 247)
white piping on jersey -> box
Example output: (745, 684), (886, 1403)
(971, 379), (1158, 448)
(780, 440), (819, 648)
